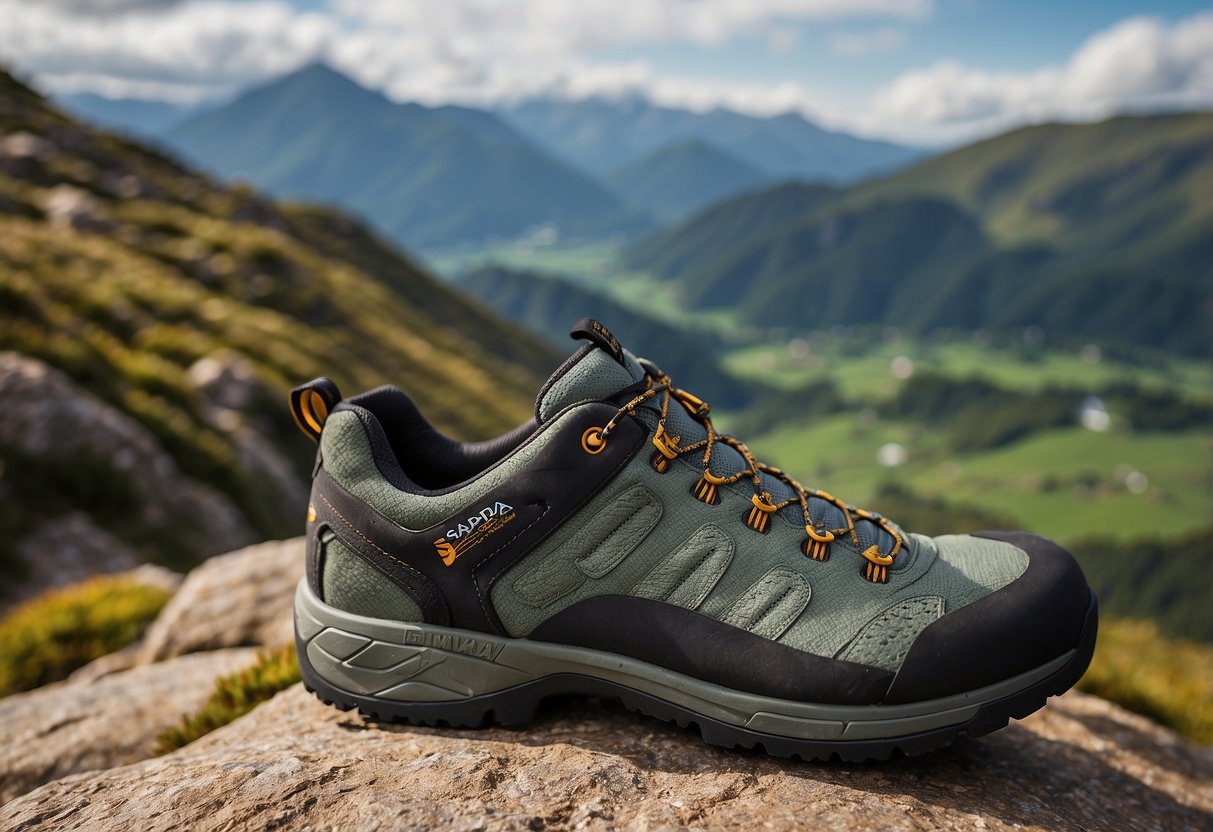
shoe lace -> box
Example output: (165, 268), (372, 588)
(596, 369), (904, 584)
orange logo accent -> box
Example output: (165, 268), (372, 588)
(434, 538), (458, 566)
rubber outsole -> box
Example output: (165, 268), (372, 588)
(298, 590), (1098, 762)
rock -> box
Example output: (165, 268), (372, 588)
(187, 352), (260, 412)
(0, 647), (258, 805)
(0, 131), (54, 161)
(41, 183), (110, 231)
(5, 527), (182, 614)
(0, 352), (256, 601)
(122, 563), (186, 595)
(187, 351), (311, 528)
(136, 538), (303, 663)
(12, 512), (143, 605)
(3, 686), (1209, 831)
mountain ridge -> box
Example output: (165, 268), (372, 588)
(625, 112), (1213, 354)
(163, 64), (649, 251)
(606, 139), (770, 222)
(499, 95), (920, 181)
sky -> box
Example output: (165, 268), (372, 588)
(0, 0), (1210, 145)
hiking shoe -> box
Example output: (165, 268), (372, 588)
(290, 318), (1097, 761)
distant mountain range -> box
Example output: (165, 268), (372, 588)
(56, 92), (195, 137)
(627, 113), (1213, 354)
(56, 68), (923, 250)
(161, 64), (650, 252)
(605, 140), (770, 223)
(498, 96), (919, 182)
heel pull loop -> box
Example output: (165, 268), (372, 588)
(290, 377), (343, 443)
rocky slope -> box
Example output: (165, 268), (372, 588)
(0, 69), (555, 605)
(1, 539), (1210, 831)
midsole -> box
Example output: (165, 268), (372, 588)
(294, 579), (1073, 741)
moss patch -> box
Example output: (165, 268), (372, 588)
(1079, 618), (1213, 744)
(0, 575), (172, 697)
(155, 644), (301, 753)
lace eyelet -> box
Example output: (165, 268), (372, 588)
(581, 427), (608, 455)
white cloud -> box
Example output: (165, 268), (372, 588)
(0, 0), (929, 104)
(0, 0), (330, 102)
(866, 13), (1213, 143)
(328, 0), (930, 106)
(334, 0), (931, 50)
(768, 28), (801, 55)
(0, 1), (1209, 145)
(38, 0), (184, 13)
(830, 26), (907, 57)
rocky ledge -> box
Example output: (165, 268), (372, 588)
(1, 539), (1210, 831)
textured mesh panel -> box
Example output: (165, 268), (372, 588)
(321, 533), (424, 622)
(835, 596), (945, 671)
(575, 485), (664, 579)
(721, 566), (812, 641)
(511, 484), (663, 607)
(537, 347), (643, 422)
(933, 535), (1028, 595)
(634, 524), (733, 609)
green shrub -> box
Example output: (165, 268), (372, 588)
(0, 576), (172, 697)
(1079, 618), (1213, 744)
(155, 644), (301, 753)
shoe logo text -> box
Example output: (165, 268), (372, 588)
(433, 500), (516, 566)
(404, 629), (503, 660)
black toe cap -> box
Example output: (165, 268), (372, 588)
(883, 531), (1095, 705)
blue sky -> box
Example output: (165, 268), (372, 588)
(0, 1), (1210, 145)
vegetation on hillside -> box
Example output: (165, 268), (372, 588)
(1079, 618), (1213, 744)
(0, 68), (555, 583)
(155, 644), (300, 753)
(0, 576), (172, 697)
(1070, 528), (1213, 644)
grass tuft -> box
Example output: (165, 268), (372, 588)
(0, 576), (172, 697)
(1079, 618), (1213, 744)
(155, 644), (300, 753)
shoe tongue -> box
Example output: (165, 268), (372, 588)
(535, 319), (646, 422)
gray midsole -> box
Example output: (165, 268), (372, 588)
(295, 579), (1070, 741)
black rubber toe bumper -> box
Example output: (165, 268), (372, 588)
(883, 531), (1095, 705)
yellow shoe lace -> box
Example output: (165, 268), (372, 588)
(596, 370), (904, 584)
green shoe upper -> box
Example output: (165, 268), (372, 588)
(300, 319), (1090, 704)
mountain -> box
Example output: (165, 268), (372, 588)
(56, 92), (194, 137)
(682, 197), (992, 320)
(628, 181), (838, 279)
(606, 140), (769, 222)
(626, 113), (1213, 354)
(457, 266), (756, 408)
(498, 96), (920, 182)
(847, 112), (1213, 271)
(163, 64), (647, 251)
(0, 68), (556, 603)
